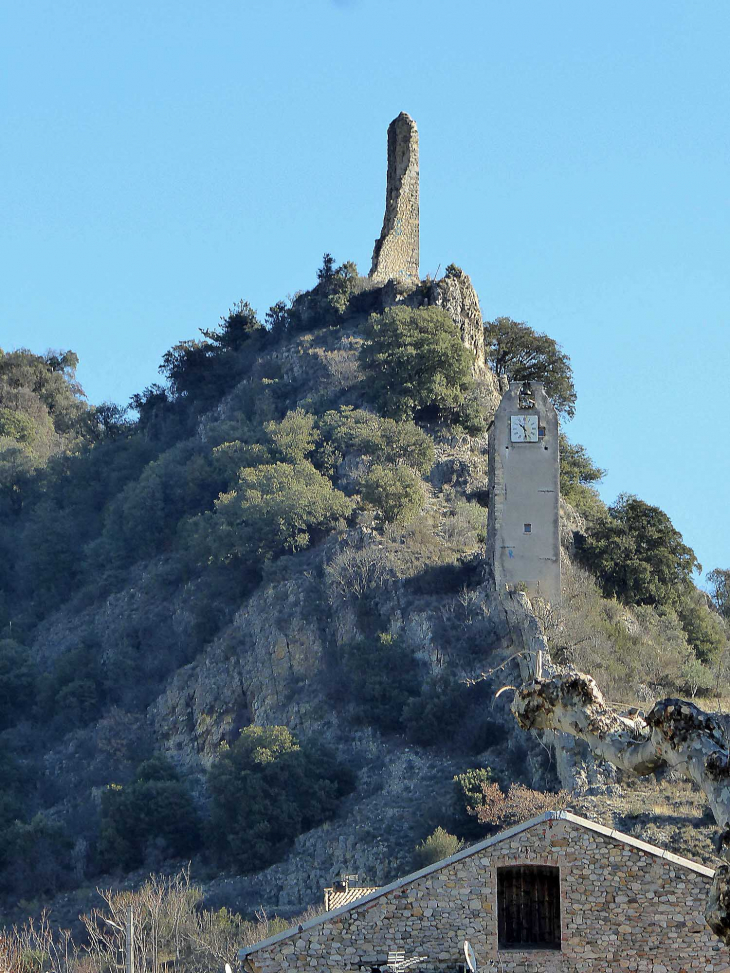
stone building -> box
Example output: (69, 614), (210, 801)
(239, 810), (728, 972)
(487, 381), (561, 605)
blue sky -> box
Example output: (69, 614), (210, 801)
(2, 0), (728, 579)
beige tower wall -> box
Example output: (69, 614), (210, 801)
(369, 112), (419, 283)
(488, 382), (561, 605)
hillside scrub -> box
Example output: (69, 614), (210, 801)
(208, 726), (355, 873)
(541, 560), (725, 703)
(0, 260), (724, 929)
(577, 493), (726, 662)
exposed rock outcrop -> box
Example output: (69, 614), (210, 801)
(420, 267), (485, 367)
(151, 568), (331, 772)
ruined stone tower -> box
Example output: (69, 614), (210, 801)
(369, 112), (419, 283)
(488, 382), (561, 605)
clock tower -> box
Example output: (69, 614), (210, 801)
(487, 381), (561, 605)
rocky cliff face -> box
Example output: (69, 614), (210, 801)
(147, 520), (606, 913)
(421, 268), (486, 369)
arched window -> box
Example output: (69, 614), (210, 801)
(497, 865), (561, 950)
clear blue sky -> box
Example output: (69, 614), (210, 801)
(2, 1), (728, 579)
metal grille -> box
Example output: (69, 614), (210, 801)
(497, 865), (560, 950)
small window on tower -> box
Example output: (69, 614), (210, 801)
(524, 524), (532, 533)
(538, 426), (546, 438)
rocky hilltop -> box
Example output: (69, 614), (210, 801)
(0, 254), (724, 934)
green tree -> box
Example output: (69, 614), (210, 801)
(361, 464), (425, 525)
(559, 434), (606, 516)
(339, 634), (421, 733)
(676, 588), (727, 664)
(55, 678), (100, 728)
(0, 814), (73, 897)
(159, 301), (265, 407)
(484, 317), (576, 419)
(377, 419), (435, 474)
(265, 300), (290, 337)
(208, 726), (354, 872)
(0, 408), (39, 447)
(201, 300), (264, 352)
(0, 348), (87, 434)
(97, 758), (201, 872)
(286, 255), (359, 330)
(579, 493), (700, 610)
(211, 461), (354, 561)
(317, 253), (336, 283)
(707, 568), (730, 621)
(454, 767), (495, 815)
(359, 307), (477, 425)
(412, 827), (463, 870)
(265, 409), (320, 464)
(159, 340), (215, 400)
(0, 639), (35, 729)
(403, 675), (465, 746)
(314, 254), (358, 317)
(35, 643), (105, 731)
(318, 408), (434, 475)
(83, 402), (133, 443)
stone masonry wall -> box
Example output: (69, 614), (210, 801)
(370, 112), (419, 283)
(241, 817), (729, 973)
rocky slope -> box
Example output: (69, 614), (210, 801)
(1, 265), (719, 931)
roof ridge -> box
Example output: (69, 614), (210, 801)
(550, 810), (715, 877)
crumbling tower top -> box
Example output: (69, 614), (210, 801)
(369, 112), (419, 283)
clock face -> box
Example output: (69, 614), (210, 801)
(510, 415), (539, 442)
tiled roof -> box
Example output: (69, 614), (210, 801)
(239, 810), (715, 960)
(324, 887), (379, 911)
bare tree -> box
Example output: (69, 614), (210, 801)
(1, 911), (78, 972)
(0, 867), (306, 973)
(512, 668), (730, 943)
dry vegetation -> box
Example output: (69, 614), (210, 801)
(537, 558), (730, 707)
(571, 774), (719, 868)
(0, 868), (319, 973)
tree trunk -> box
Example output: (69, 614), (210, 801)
(512, 669), (730, 944)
